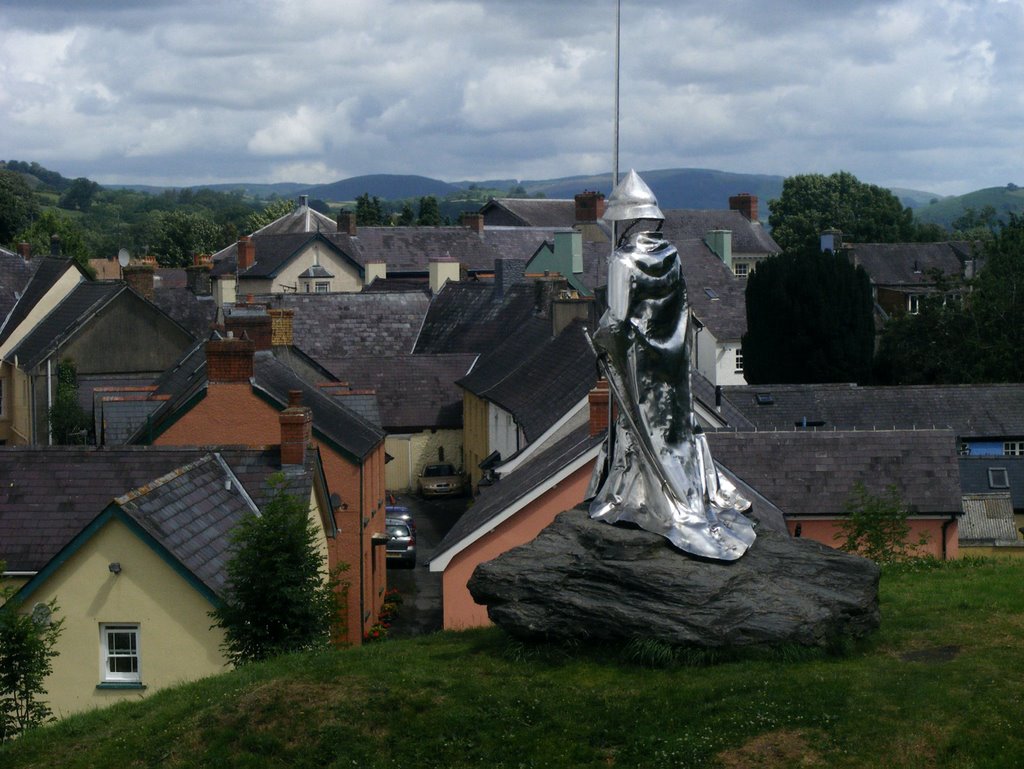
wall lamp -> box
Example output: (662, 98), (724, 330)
(108, 562), (122, 575)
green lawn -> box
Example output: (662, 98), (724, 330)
(4, 558), (1024, 768)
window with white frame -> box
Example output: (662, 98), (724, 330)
(315, 281), (330, 293)
(1005, 441), (1024, 456)
(734, 349), (744, 373)
(908, 295), (921, 315)
(734, 263), (749, 278)
(100, 624), (141, 684)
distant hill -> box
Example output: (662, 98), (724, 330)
(301, 174), (462, 202)
(913, 185), (1024, 229)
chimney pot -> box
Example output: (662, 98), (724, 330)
(288, 389), (303, 407)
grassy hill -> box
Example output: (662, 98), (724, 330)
(914, 185), (1024, 229)
(4, 558), (1024, 768)
(302, 174), (463, 202)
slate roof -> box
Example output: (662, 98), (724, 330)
(210, 202), (337, 263)
(260, 290), (432, 358)
(0, 247), (37, 332)
(479, 198), (577, 228)
(676, 238), (748, 341)
(212, 226), (561, 279)
(705, 429), (963, 517)
(661, 209), (781, 256)
(958, 493), (1019, 545)
(458, 319), (597, 442)
(414, 280), (556, 354)
(718, 383), (1024, 439)
(95, 395), (164, 445)
(691, 368), (755, 430)
(152, 287), (217, 338)
(0, 256), (82, 347)
(431, 424), (604, 563)
(5, 281), (125, 369)
(0, 445), (285, 574)
(959, 457), (1024, 511)
(320, 353), (476, 431)
(848, 241), (972, 287)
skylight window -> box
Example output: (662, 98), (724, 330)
(989, 467), (1010, 489)
(755, 393), (774, 405)
(703, 288), (719, 300)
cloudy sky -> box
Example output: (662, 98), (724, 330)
(2, 0), (1021, 195)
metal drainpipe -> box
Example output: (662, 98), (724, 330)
(941, 515), (957, 561)
(46, 359), (53, 445)
(359, 462), (365, 641)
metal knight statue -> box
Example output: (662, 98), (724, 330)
(586, 170), (756, 561)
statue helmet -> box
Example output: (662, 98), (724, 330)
(601, 169), (664, 223)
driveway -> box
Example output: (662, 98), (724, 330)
(384, 491), (469, 638)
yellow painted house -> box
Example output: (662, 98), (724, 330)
(3, 445), (335, 718)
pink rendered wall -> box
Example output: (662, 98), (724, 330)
(786, 518), (959, 560)
(443, 462), (595, 630)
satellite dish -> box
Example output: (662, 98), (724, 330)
(31, 602), (52, 627)
(117, 248), (130, 268)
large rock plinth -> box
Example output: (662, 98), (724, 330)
(468, 508), (880, 649)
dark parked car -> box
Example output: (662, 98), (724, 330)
(417, 463), (465, 498)
(386, 516), (416, 567)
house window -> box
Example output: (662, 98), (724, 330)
(99, 624), (141, 685)
(734, 263), (749, 278)
(734, 349), (744, 373)
(315, 281), (330, 293)
(989, 468), (1010, 489)
(1005, 441), (1024, 456)
(908, 295), (921, 315)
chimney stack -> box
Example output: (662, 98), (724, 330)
(299, 194), (309, 208)
(460, 212), (484, 233)
(493, 258), (527, 300)
(337, 211), (357, 236)
(237, 236), (255, 270)
(122, 263), (155, 301)
(588, 379), (612, 437)
(50, 234), (62, 257)
(205, 331), (256, 382)
(269, 308), (295, 346)
(820, 228), (843, 253)
(429, 258), (460, 294)
(574, 191), (606, 223)
(728, 193), (758, 222)
(279, 389), (313, 466)
(224, 306), (273, 350)
(17, 242), (31, 262)
(185, 263), (212, 296)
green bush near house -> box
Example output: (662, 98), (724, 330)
(4, 558), (1024, 767)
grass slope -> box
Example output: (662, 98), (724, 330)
(914, 186), (1024, 228)
(4, 559), (1024, 768)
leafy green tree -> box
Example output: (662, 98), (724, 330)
(742, 246), (875, 384)
(836, 483), (927, 564)
(48, 360), (90, 445)
(211, 478), (343, 664)
(876, 214), (1024, 384)
(0, 569), (63, 743)
(416, 195), (441, 226)
(768, 171), (916, 253)
(0, 170), (40, 245)
(396, 202), (415, 226)
(15, 209), (91, 269)
(355, 193), (386, 226)
(58, 177), (100, 212)
(149, 210), (221, 267)
(245, 198), (294, 233)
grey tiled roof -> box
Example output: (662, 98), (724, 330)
(298, 264), (334, 279)
(431, 424), (603, 562)
(211, 203), (337, 263)
(96, 395), (163, 445)
(261, 291), (432, 358)
(459, 319), (597, 442)
(152, 287), (217, 338)
(959, 457), (1024, 510)
(661, 209), (781, 256)
(691, 369), (755, 430)
(0, 446), (246, 573)
(0, 256), (81, 347)
(5, 281), (125, 369)
(0, 248), (37, 332)
(705, 429), (963, 517)
(320, 353), (476, 431)
(848, 241), (972, 287)
(719, 383), (1024, 439)
(676, 238), (748, 341)
(958, 493), (1018, 544)
(414, 280), (554, 354)
(479, 198), (577, 227)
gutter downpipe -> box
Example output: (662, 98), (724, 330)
(359, 462), (365, 643)
(46, 359), (53, 445)
(942, 515), (957, 561)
